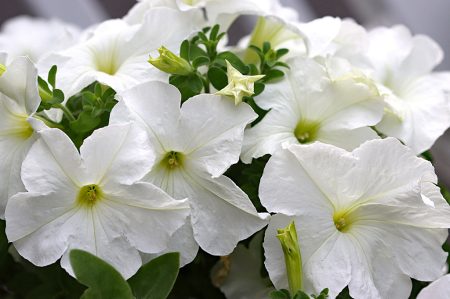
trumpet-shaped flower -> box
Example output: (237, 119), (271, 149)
(0, 15), (80, 63)
(367, 25), (450, 154)
(261, 138), (450, 299)
(110, 81), (269, 263)
(417, 274), (450, 299)
(38, 7), (201, 98)
(0, 56), (46, 219)
(5, 123), (190, 279)
(241, 56), (383, 163)
(215, 60), (265, 105)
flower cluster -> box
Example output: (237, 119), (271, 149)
(0, 1), (450, 299)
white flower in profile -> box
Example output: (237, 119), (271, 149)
(366, 25), (450, 154)
(38, 7), (201, 98)
(0, 55), (47, 219)
(211, 231), (275, 299)
(0, 15), (80, 64)
(417, 274), (450, 299)
(5, 123), (190, 279)
(261, 138), (450, 299)
(241, 56), (383, 163)
(110, 81), (269, 264)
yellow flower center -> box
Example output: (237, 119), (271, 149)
(166, 151), (183, 169)
(78, 185), (101, 207)
(294, 120), (319, 144)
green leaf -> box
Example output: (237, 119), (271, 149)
(70, 250), (133, 299)
(189, 45), (208, 61)
(169, 74), (198, 102)
(217, 32), (226, 42)
(269, 290), (288, 299)
(192, 56), (210, 69)
(248, 63), (259, 75)
(69, 111), (101, 132)
(249, 45), (262, 54)
(215, 51), (247, 74)
(207, 67), (228, 91)
(254, 82), (265, 96)
(280, 289), (291, 298)
(274, 61), (290, 69)
(82, 92), (97, 106)
(293, 290), (310, 299)
(91, 107), (102, 118)
(180, 40), (190, 62)
(276, 48), (289, 60)
(94, 83), (102, 97)
(202, 26), (211, 33)
(38, 76), (52, 94)
(187, 74), (203, 93)
(47, 65), (57, 89)
(263, 41), (271, 54)
(48, 89), (65, 105)
(127, 252), (180, 299)
(101, 88), (116, 101)
(263, 69), (285, 82)
(104, 101), (118, 112)
(198, 31), (208, 41)
(210, 24), (220, 40)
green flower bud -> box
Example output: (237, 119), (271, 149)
(148, 46), (193, 76)
(276, 221), (303, 296)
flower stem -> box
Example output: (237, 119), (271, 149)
(32, 115), (64, 129)
(54, 103), (76, 122)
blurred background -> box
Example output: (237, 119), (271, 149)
(1, 0), (450, 186)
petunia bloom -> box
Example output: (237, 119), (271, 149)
(261, 138), (450, 299)
(416, 274), (450, 299)
(110, 81), (269, 265)
(241, 56), (383, 163)
(0, 55), (46, 219)
(5, 123), (190, 279)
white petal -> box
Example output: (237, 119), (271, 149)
(178, 95), (257, 177)
(80, 123), (155, 186)
(140, 216), (199, 267)
(0, 56), (40, 115)
(21, 128), (86, 193)
(5, 191), (81, 266)
(315, 127), (380, 152)
(99, 181), (190, 254)
(417, 274), (450, 299)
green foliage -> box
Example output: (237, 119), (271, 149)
(269, 288), (329, 299)
(128, 253), (180, 299)
(248, 42), (290, 82)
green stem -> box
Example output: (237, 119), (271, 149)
(32, 115), (64, 129)
(54, 103), (76, 122)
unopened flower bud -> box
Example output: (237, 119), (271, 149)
(149, 46), (193, 76)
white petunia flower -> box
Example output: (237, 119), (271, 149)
(110, 81), (269, 263)
(0, 15), (80, 64)
(417, 274), (450, 299)
(241, 56), (383, 163)
(211, 230), (275, 299)
(5, 123), (190, 279)
(261, 138), (450, 299)
(0, 55), (46, 219)
(367, 25), (450, 154)
(38, 7), (201, 98)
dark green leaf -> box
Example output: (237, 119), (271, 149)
(254, 82), (265, 96)
(189, 45), (208, 61)
(70, 250), (133, 299)
(101, 88), (116, 101)
(215, 51), (247, 74)
(48, 89), (65, 105)
(192, 56), (210, 69)
(280, 289), (291, 298)
(267, 59), (277, 68)
(208, 67), (228, 91)
(263, 42), (271, 54)
(104, 101), (118, 112)
(91, 107), (102, 118)
(248, 63), (259, 75)
(38, 76), (52, 94)
(210, 24), (220, 40)
(47, 65), (57, 89)
(127, 252), (180, 299)
(269, 290), (288, 299)
(202, 26), (211, 33)
(294, 290), (310, 299)
(217, 32), (226, 41)
(180, 40), (190, 62)
(274, 61), (290, 69)
(198, 31), (208, 41)
(187, 74), (203, 93)
(0, 220), (10, 268)
(169, 74), (198, 102)
(248, 45), (262, 54)
(69, 111), (101, 132)
(94, 83), (102, 97)
(263, 69), (285, 82)
(276, 48), (289, 60)
(82, 92), (97, 106)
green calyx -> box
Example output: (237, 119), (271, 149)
(149, 46), (193, 76)
(276, 221), (303, 295)
(165, 151), (183, 170)
(78, 185), (101, 207)
(294, 121), (319, 144)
